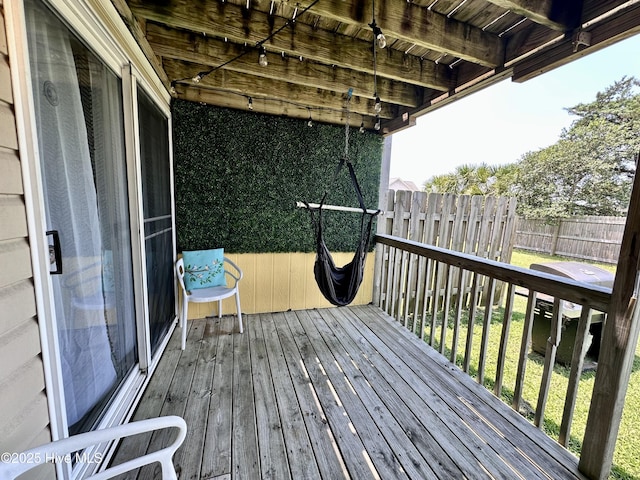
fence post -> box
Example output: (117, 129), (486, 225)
(550, 221), (561, 256)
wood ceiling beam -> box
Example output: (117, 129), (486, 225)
(512, 3), (640, 82)
(146, 23), (422, 108)
(484, 0), (583, 31)
(301, 0), (504, 67)
(163, 58), (397, 119)
(174, 84), (378, 130)
(110, 0), (168, 84)
(127, 0), (452, 90)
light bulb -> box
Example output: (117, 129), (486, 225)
(248, 97), (253, 110)
(374, 96), (382, 114)
(374, 117), (381, 131)
(259, 47), (268, 67)
(370, 22), (387, 49)
(307, 118), (313, 127)
(360, 122), (365, 133)
(169, 84), (176, 95)
(192, 74), (202, 83)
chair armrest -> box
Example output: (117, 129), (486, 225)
(0, 416), (186, 480)
(223, 257), (243, 284)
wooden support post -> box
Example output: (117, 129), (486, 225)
(550, 221), (561, 256)
(372, 136), (392, 306)
(579, 157), (640, 479)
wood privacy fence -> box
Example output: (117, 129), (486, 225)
(377, 191), (518, 260)
(374, 190), (518, 307)
(514, 216), (625, 264)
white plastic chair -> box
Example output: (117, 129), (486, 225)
(175, 256), (243, 349)
(0, 415), (186, 479)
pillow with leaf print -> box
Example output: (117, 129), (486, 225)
(182, 248), (226, 291)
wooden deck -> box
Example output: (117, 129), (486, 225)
(111, 304), (586, 480)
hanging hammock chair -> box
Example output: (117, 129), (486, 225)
(299, 91), (380, 306)
(303, 157), (380, 307)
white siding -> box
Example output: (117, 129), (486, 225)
(0, 2), (53, 478)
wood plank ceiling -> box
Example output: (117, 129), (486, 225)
(113, 0), (640, 133)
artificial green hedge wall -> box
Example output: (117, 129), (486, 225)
(173, 100), (383, 254)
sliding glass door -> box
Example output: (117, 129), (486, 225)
(25, 0), (138, 435)
(138, 87), (175, 352)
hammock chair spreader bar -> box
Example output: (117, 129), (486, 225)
(296, 201), (381, 215)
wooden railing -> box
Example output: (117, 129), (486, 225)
(373, 233), (613, 449)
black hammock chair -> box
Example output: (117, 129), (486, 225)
(304, 158), (379, 307)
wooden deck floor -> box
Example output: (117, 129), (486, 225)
(111, 304), (585, 480)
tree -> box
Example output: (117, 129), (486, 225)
(424, 163), (517, 196)
(422, 77), (639, 220)
(514, 76), (639, 219)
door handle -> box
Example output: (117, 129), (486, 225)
(46, 230), (62, 274)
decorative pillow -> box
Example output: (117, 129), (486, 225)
(182, 248), (226, 290)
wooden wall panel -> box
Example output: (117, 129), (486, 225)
(271, 253), (291, 313)
(288, 252), (308, 310)
(254, 254), (275, 314)
(184, 252), (375, 319)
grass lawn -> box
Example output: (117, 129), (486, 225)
(422, 249), (639, 479)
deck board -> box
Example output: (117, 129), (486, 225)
(349, 305), (583, 479)
(111, 304), (586, 480)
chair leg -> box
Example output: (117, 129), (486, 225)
(235, 291), (243, 333)
(181, 298), (188, 350)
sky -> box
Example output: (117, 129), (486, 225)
(389, 34), (640, 188)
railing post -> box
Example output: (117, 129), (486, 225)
(579, 159), (640, 480)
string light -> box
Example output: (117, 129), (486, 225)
(360, 121), (365, 133)
(370, 0), (383, 127)
(369, 21), (387, 49)
(169, 82), (177, 95)
(171, 0), (326, 116)
(172, 85), (350, 128)
(258, 46), (268, 66)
